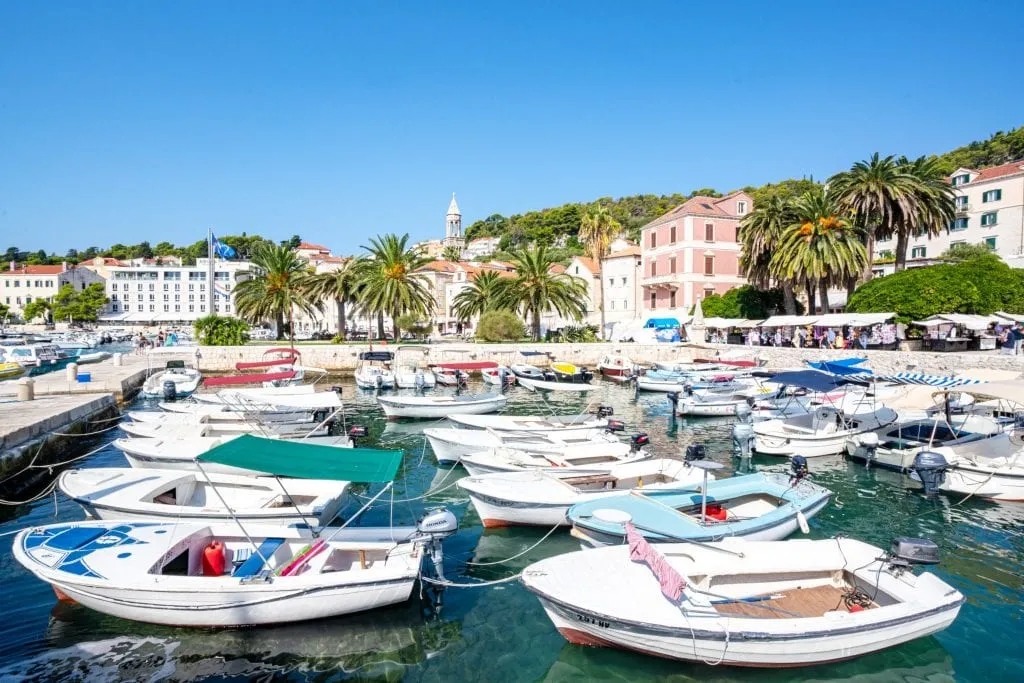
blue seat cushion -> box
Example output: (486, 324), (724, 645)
(232, 538), (285, 578)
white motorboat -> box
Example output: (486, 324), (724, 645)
(69, 349), (112, 365)
(393, 346), (435, 390)
(517, 377), (596, 393)
(448, 412), (612, 435)
(377, 393), (507, 420)
(510, 364), (549, 381)
(126, 408), (320, 426)
(59, 468), (349, 526)
(119, 420), (330, 440)
(187, 389), (342, 415)
(521, 536), (963, 667)
(458, 440), (650, 476)
(424, 427), (621, 465)
(354, 351), (395, 390)
(755, 404), (899, 458)
(597, 352), (635, 379)
(482, 366), (515, 387)
(114, 434), (353, 474)
(458, 458), (706, 527)
(192, 384), (317, 404)
(674, 388), (751, 417)
(432, 366), (469, 387)
(142, 360), (203, 399)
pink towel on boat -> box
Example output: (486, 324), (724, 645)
(624, 522), (687, 601)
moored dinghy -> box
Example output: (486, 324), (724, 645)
(377, 392), (507, 419)
(424, 426), (622, 465)
(448, 410), (614, 435)
(521, 535), (964, 667)
(142, 360), (203, 399)
(459, 433), (651, 476)
(15, 439), (461, 627)
(459, 458), (708, 527)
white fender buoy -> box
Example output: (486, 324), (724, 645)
(797, 510), (810, 534)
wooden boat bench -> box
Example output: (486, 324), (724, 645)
(233, 538), (285, 578)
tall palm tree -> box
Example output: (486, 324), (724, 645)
(898, 155), (957, 270)
(771, 187), (867, 313)
(306, 258), (363, 339)
(501, 245), (588, 340)
(234, 243), (319, 342)
(452, 270), (509, 322)
(358, 233), (434, 342)
(738, 195), (799, 314)
(578, 205), (622, 337)
(829, 153), (919, 277)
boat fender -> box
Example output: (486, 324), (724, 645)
(797, 510), (810, 534)
(161, 380), (177, 402)
(202, 540), (226, 576)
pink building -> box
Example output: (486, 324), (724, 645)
(640, 191), (752, 315)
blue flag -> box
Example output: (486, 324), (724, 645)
(211, 234), (236, 259)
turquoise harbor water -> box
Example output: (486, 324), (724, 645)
(0, 380), (1021, 682)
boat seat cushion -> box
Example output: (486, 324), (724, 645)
(232, 538), (285, 578)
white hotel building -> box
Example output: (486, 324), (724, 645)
(99, 257), (252, 324)
(874, 160), (1024, 270)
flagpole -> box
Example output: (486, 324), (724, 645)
(207, 228), (215, 316)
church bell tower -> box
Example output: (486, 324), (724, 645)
(442, 192), (464, 254)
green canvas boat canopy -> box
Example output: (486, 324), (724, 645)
(196, 434), (403, 482)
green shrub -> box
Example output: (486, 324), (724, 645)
(699, 286), (802, 319)
(847, 265), (982, 323)
(395, 313), (432, 338)
(559, 325), (599, 343)
(194, 315), (250, 346)
(330, 334), (345, 344)
(476, 311), (526, 342)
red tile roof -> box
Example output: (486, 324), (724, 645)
(2, 264), (66, 275)
(606, 246), (641, 258)
(549, 264), (567, 274)
(573, 256), (600, 274)
(297, 241), (331, 252)
(955, 160), (1024, 185)
(417, 260), (462, 273)
(641, 192), (751, 231)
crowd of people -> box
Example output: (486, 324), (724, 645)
(739, 324), (896, 350)
(996, 323), (1024, 355)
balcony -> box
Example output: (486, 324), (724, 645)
(955, 202), (970, 214)
(641, 274), (681, 289)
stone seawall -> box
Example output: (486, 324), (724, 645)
(194, 343), (1024, 377)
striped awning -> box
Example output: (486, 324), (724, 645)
(842, 372), (985, 388)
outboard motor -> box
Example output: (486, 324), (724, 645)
(312, 409), (329, 424)
(330, 385), (343, 395)
(594, 405), (614, 418)
(886, 537), (940, 574)
(732, 403), (754, 458)
(348, 424), (369, 442)
(161, 380), (177, 402)
(543, 370), (557, 382)
(684, 443), (706, 462)
(859, 431), (880, 469)
(790, 455), (809, 484)
(374, 374), (383, 390)
(912, 451), (948, 497)
(581, 368), (594, 383)
(683, 383), (694, 397)
(413, 507), (459, 585)
(666, 391), (681, 414)
(630, 433), (650, 452)
(415, 372), (426, 393)
(605, 419), (625, 433)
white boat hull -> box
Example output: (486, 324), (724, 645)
(424, 427), (612, 465)
(678, 399), (744, 417)
(377, 394), (507, 420)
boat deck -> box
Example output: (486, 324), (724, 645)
(714, 584), (876, 619)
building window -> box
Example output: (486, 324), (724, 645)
(650, 232), (657, 249)
(149, 305), (155, 312)
(911, 246), (927, 259)
(163, 305), (169, 312)
(608, 277), (614, 287)
(649, 291), (656, 309)
(669, 226), (676, 244)
(189, 304), (194, 312)
(950, 217), (969, 231)
(175, 305), (181, 312)
(954, 196), (968, 209)
(982, 189), (1002, 203)
(574, 266), (580, 275)
(950, 240), (967, 248)
(704, 287), (715, 299)
(669, 291), (676, 308)
(650, 261), (657, 277)
(981, 212), (998, 227)
(621, 277), (627, 286)
(111, 283), (117, 291)
(163, 283), (169, 291)
(985, 237), (997, 250)
(704, 223), (714, 242)
(111, 304), (119, 312)
(610, 300), (615, 310)
(952, 174), (970, 186)
(704, 256), (715, 275)
(736, 200), (747, 215)
(669, 256), (676, 274)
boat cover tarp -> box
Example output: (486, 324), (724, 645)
(235, 358), (295, 370)
(932, 380), (1024, 403)
(767, 370), (868, 392)
(196, 434), (402, 482)
(853, 372), (984, 388)
(806, 358), (869, 375)
(644, 318), (681, 329)
(359, 351), (394, 361)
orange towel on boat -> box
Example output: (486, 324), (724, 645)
(624, 522), (687, 601)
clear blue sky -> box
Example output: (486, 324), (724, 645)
(2, 1), (1023, 255)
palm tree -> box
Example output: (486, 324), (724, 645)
(452, 270), (509, 322)
(307, 258), (362, 339)
(578, 205), (621, 337)
(829, 153), (919, 277)
(358, 233), (434, 342)
(771, 187), (867, 313)
(898, 155), (956, 270)
(441, 245), (463, 262)
(234, 243), (319, 342)
(738, 195), (799, 314)
(501, 245), (588, 340)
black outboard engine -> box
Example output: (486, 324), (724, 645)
(161, 380), (177, 402)
(683, 383), (694, 397)
(887, 537), (940, 574)
(858, 432), (879, 469)
(684, 443), (706, 461)
(912, 451), (948, 496)
(457, 371), (469, 387)
(413, 507), (459, 586)
(666, 391), (680, 413)
(594, 405), (614, 418)
(732, 403), (754, 458)
(630, 433), (650, 452)
(543, 370), (557, 382)
(331, 385), (343, 395)
(415, 372), (426, 393)
(374, 374), (383, 390)
(790, 455), (809, 484)
(605, 419), (625, 433)
(581, 368), (594, 383)
(348, 424), (369, 441)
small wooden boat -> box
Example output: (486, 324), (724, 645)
(550, 361), (593, 383)
(481, 365), (516, 387)
(567, 471), (830, 547)
(459, 458), (706, 527)
(459, 439), (650, 477)
(377, 392), (507, 420)
(394, 346), (435, 390)
(141, 360), (203, 399)
(59, 467), (349, 526)
(521, 536), (964, 667)
(598, 352), (635, 379)
(449, 413), (612, 434)
(424, 427), (620, 465)
(119, 419), (330, 440)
